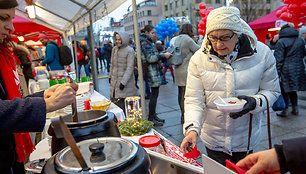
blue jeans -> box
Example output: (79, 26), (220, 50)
(78, 64), (90, 79)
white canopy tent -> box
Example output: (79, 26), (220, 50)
(16, 0), (128, 34)
(15, 0), (147, 117)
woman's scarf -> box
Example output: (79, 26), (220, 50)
(223, 39), (240, 64)
(0, 46), (35, 162)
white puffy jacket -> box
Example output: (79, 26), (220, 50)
(183, 34), (280, 155)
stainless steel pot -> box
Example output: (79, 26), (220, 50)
(42, 137), (151, 174)
(48, 110), (120, 154)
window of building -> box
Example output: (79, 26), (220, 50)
(266, 9), (270, 14)
(182, 11), (186, 16)
(267, 0), (270, 3)
(165, 4), (168, 11)
(176, 13), (179, 17)
(170, 2), (173, 9)
(148, 10), (151, 16)
(196, 0), (201, 3)
(142, 11), (144, 16)
(148, 20), (152, 25)
(182, 0), (186, 6)
(206, 0), (211, 3)
(216, 0), (220, 3)
(175, 1), (179, 8)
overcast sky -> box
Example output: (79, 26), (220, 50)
(94, 0), (145, 30)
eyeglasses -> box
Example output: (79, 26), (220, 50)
(208, 33), (235, 43)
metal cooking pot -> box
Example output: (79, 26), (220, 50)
(42, 137), (151, 174)
(48, 110), (120, 154)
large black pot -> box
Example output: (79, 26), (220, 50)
(42, 137), (151, 174)
(48, 110), (120, 154)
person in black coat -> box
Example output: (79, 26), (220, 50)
(104, 41), (113, 73)
(274, 24), (306, 117)
(13, 42), (34, 86)
(0, 1), (78, 173)
(237, 136), (306, 174)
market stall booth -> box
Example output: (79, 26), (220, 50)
(12, 15), (62, 46)
(248, 5), (285, 43)
(14, 1), (242, 173)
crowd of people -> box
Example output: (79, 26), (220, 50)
(1, 0), (306, 173)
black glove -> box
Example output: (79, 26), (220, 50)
(119, 83), (125, 90)
(229, 95), (257, 119)
(108, 78), (111, 83)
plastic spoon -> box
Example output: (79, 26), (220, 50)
(218, 96), (227, 104)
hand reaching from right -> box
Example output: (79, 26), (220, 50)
(236, 148), (280, 174)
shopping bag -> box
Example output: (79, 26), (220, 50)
(272, 95), (286, 111)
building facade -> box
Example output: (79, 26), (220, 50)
(123, 0), (163, 39)
(162, 0), (283, 32)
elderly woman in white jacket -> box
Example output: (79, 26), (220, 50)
(180, 6), (280, 166)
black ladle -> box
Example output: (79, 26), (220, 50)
(67, 76), (78, 122)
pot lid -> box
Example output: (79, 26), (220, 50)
(55, 137), (138, 173)
(139, 135), (160, 148)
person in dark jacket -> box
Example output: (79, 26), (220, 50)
(274, 24), (306, 117)
(38, 34), (64, 71)
(104, 41), (113, 73)
(98, 43), (106, 70)
(0, 1), (78, 173)
(140, 25), (172, 126)
(13, 41), (34, 86)
(269, 32), (279, 50)
(72, 41), (90, 79)
(237, 136), (306, 174)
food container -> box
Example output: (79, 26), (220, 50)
(37, 79), (50, 90)
(214, 97), (247, 112)
(48, 110), (120, 154)
(124, 96), (141, 119)
(77, 82), (91, 95)
(42, 137), (151, 174)
(139, 135), (164, 154)
(90, 100), (111, 111)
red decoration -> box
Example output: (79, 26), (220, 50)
(199, 2), (206, 9)
(197, 2), (214, 36)
(276, 0), (306, 28)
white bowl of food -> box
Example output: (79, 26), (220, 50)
(214, 97), (247, 113)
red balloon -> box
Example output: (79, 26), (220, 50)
(208, 7), (214, 10)
(198, 29), (205, 36)
(281, 6), (288, 13)
(276, 10), (282, 18)
(300, 2), (306, 9)
(198, 23), (201, 29)
(280, 12), (292, 21)
(200, 9), (206, 17)
(199, 20), (205, 28)
(199, 2), (206, 10)
(282, 0), (291, 4)
(288, 3), (298, 11)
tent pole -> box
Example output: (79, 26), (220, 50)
(88, 12), (99, 91)
(73, 25), (79, 81)
(132, 0), (146, 118)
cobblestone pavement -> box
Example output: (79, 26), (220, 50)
(94, 66), (306, 162)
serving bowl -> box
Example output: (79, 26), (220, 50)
(214, 97), (247, 112)
(91, 100), (111, 111)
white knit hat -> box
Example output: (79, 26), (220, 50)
(202, 6), (257, 50)
(206, 6), (242, 35)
